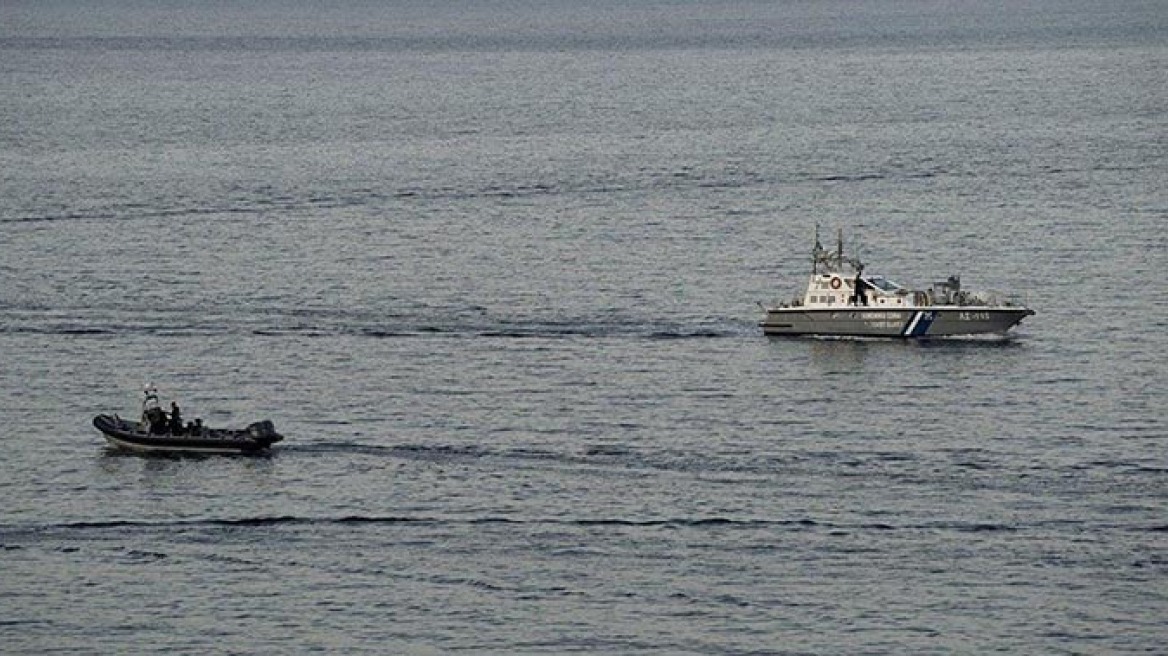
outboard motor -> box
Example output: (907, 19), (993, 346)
(247, 420), (276, 437)
(246, 420), (283, 443)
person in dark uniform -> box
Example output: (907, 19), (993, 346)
(168, 401), (184, 435)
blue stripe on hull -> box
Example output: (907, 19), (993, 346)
(905, 311), (937, 337)
(901, 312), (919, 336)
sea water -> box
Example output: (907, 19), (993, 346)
(1, 1), (1165, 652)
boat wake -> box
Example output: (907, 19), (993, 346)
(1, 306), (747, 341)
(5, 514), (1066, 539)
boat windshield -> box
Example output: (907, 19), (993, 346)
(866, 276), (902, 292)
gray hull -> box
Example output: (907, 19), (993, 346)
(761, 307), (1034, 337)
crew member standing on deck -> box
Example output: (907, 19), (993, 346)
(169, 401), (184, 435)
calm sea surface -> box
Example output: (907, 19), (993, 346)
(2, 1), (1166, 653)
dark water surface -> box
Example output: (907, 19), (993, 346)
(2, 1), (1166, 653)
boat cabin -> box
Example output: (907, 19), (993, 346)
(784, 228), (970, 310)
(801, 273), (927, 309)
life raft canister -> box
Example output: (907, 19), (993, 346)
(830, 277), (842, 290)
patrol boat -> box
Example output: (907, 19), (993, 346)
(760, 229), (1034, 338)
(92, 385), (283, 455)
